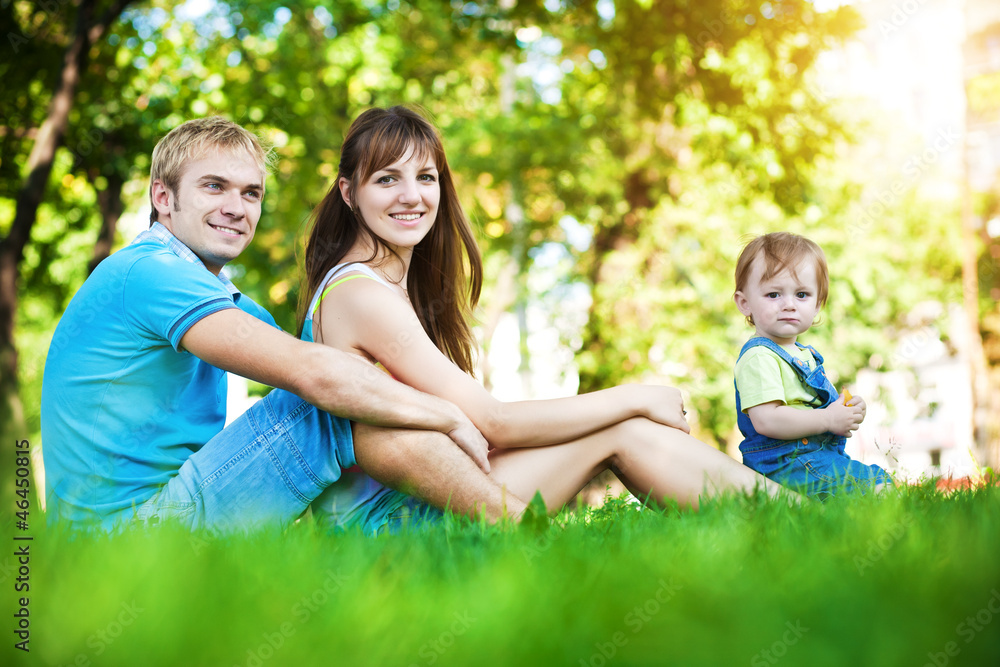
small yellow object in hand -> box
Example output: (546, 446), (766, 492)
(842, 387), (853, 404)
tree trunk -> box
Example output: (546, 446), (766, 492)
(976, 222), (1000, 471)
(577, 170), (651, 394)
(961, 14), (1000, 470)
(0, 0), (130, 511)
(960, 184), (997, 469)
(88, 169), (125, 274)
(576, 221), (623, 395)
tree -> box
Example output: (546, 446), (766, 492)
(964, 19), (1000, 467)
(4, 0), (977, 489)
(1, 0), (132, 509)
(440, 0), (867, 443)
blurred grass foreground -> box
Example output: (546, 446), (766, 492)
(9, 484), (1000, 667)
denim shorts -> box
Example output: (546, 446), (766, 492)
(310, 476), (442, 537)
(129, 388), (354, 532)
(742, 436), (893, 500)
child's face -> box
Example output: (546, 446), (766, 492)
(734, 254), (821, 346)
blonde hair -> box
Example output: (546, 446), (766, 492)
(149, 116), (273, 223)
(735, 232), (830, 325)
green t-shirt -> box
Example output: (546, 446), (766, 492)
(735, 344), (819, 413)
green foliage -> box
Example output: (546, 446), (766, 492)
(2, 0), (973, 450)
(493, 2), (961, 445)
(12, 485), (1000, 666)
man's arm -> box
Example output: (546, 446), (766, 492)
(180, 308), (490, 471)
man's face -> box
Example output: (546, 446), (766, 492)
(151, 148), (264, 274)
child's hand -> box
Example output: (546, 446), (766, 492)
(821, 394), (864, 437)
(841, 388), (867, 424)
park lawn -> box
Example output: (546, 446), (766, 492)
(12, 483), (1000, 667)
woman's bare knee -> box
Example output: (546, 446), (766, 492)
(608, 417), (687, 464)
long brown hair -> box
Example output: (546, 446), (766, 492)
(298, 106), (483, 375)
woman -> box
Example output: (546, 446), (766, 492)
(299, 106), (784, 534)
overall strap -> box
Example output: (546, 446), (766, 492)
(737, 336), (822, 381)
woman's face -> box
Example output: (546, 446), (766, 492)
(341, 143), (440, 255)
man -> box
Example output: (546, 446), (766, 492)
(41, 117), (523, 531)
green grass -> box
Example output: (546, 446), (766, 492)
(6, 485), (1000, 667)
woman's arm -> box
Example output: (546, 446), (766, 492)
(746, 395), (862, 440)
(318, 278), (689, 449)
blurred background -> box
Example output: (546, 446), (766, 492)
(2, 0), (999, 507)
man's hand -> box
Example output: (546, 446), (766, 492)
(447, 416), (491, 473)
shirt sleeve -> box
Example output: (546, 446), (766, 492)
(735, 347), (790, 412)
(235, 294), (280, 330)
(123, 252), (238, 351)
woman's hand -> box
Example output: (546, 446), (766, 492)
(618, 384), (691, 433)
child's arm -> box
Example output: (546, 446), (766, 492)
(747, 393), (863, 440)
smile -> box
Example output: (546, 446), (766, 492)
(391, 213), (422, 221)
(210, 223), (243, 236)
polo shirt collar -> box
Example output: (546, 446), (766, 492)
(133, 222), (241, 300)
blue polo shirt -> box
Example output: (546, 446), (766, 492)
(41, 223), (277, 526)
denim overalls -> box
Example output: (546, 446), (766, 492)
(735, 337), (891, 499)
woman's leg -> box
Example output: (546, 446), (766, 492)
(487, 416), (787, 511)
